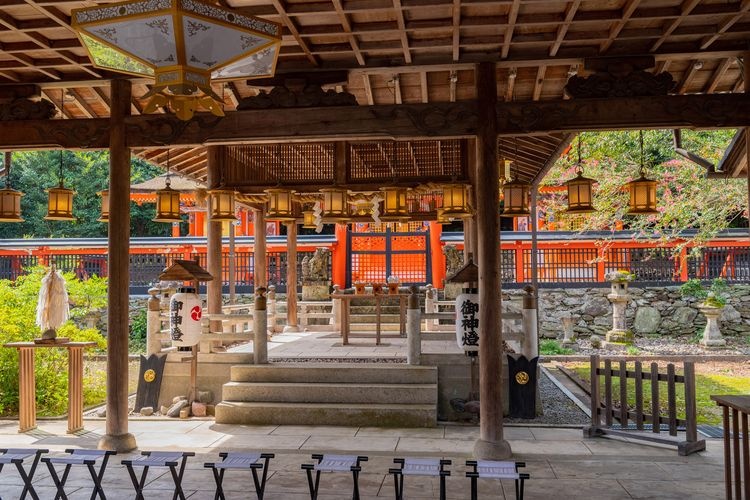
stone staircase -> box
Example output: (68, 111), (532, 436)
(215, 363), (438, 427)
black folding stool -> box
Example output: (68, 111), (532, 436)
(301, 454), (368, 500)
(204, 451), (275, 500)
(42, 449), (116, 500)
(466, 460), (530, 500)
(389, 457), (451, 500)
(121, 450), (194, 500)
(0, 448), (48, 500)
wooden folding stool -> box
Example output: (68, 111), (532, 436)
(0, 448), (48, 500)
(42, 449), (116, 500)
(204, 451), (275, 500)
(122, 450), (194, 500)
(301, 454), (368, 500)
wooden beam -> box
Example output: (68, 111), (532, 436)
(449, 70), (457, 102)
(362, 74), (374, 105)
(331, 0), (366, 65)
(67, 88), (96, 118)
(4, 93), (750, 150)
(532, 66), (546, 100)
(392, 74), (402, 104)
(505, 67), (516, 101)
(420, 71), (429, 103)
(677, 60), (702, 94)
(270, 0), (318, 66)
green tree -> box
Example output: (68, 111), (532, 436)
(539, 129), (747, 251)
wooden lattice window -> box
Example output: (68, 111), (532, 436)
(349, 140), (464, 181)
(224, 143), (335, 185)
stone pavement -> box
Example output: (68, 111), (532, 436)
(0, 419), (727, 499)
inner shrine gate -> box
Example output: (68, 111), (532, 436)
(346, 226), (432, 287)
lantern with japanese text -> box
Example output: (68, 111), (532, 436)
(455, 292), (480, 352)
(169, 287), (203, 346)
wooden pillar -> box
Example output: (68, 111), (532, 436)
(206, 146), (223, 333)
(67, 346), (85, 433)
(474, 62), (512, 460)
(229, 221), (236, 304)
(254, 209), (267, 288)
(99, 79), (136, 452)
(428, 221), (445, 288)
(285, 221), (300, 331)
(18, 347), (35, 432)
(332, 223), (348, 287)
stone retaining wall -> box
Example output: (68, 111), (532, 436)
(507, 285), (750, 338)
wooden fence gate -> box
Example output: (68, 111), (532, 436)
(584, 355), (706, 456)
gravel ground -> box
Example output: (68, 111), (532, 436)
(505, 371), (589, 425)
(573, 335), (746, 356)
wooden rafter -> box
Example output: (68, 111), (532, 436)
(532, 66), (546, 101)
(451, 0), (461, 62)
(650, 0), (702, 53)
(449, 71), (457, 102)
(362, 74), (374, 105)
(501, 0), (521, 59)
(331, 0), (366, 66)
(600, 0), (641, 53)
(704, 58), (732, 93)
(270, 0), (318, 66)
(676, 60), (701, 94)
(550, 0), (581, 57)
(392, 0), (412, 64)
(420, 72), (429, 103)
(699, 0), (750, 50)
(67, 89), (95, 118)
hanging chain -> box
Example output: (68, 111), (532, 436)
(165, 149), (172, 188)
(639, 130), (645, 176)
(576, 134), (583, 174)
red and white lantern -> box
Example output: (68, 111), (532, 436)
(170, 287), (203, 347)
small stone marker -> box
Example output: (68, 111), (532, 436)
(179, 407), (191, 419)
(196, 390), (213, 404)
(167, 399), (189, 418)
(140, 406), (154, 416)
(191, 402), (207, 417)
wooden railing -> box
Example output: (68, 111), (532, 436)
(711, 395), (750, 500)
(585, 355), (706, 456)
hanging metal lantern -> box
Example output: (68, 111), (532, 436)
(302, 209), (316, 229)
(441, 183), (471, 218)
(265, 188), (295, 221)
(380, 186), (409, 221)
(45, 151), (75, 221)
(501, 178), (531, 217)
(565, 136), (597, 214)
(0, 152), (23, 223)
(627, 176), (658, 215)
(153, 176), (182, 222)
(97, 190), (109, 222)
(208, 189), (237, 221)
(350, 198), (370, 217)
(321, 187), (350, 221)
(627, 131), (658, 216)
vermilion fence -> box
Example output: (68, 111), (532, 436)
(0, 232), (747, 293)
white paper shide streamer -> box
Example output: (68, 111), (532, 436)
(36, 267), (70, 340)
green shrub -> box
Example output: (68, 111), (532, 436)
(0, 267), (107, 417)
(539, 339), (573, 355)
(626, 345), (641, 355)
(680, 278), (728, 308)
(130, 309), (148, 353)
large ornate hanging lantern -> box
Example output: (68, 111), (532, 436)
(380, 186), (408, 221)
(97, 190), (109, 222)
(45, 151), (75, 221)
(0, 152), (23, 223)
(208, 189), (237, 221)
(265, 188), (295, 221)
(321, 187), (349, 222)
(627, 131), (658, 215)
(436, 208), (452, 225)
(441, 183), (471, 218)
(72, 0), (282, 120)
(501, 161), (530, 218)
(565, 136), (596, 214)
(153, 175), (182, 222)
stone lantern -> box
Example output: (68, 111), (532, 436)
(605, 271), (634, 344)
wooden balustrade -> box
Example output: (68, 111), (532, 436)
(711, 395), (750, 500)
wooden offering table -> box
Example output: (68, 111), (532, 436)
(332, 293), (408, 346)
(3, 341), (95, 433)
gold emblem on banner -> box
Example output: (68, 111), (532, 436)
(515, 371), (529, 385)
(144, 369), (156, 383)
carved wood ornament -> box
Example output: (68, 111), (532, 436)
(565, 56), (677, 99)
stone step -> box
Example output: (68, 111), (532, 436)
(222, 382), (437, 404)
(215, 401), (436, 427)
(230, 363), (437, 384)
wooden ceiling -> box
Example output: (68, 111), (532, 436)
(0, 0), (747, 188)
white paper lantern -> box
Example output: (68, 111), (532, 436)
(170, 287), (203, 347)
